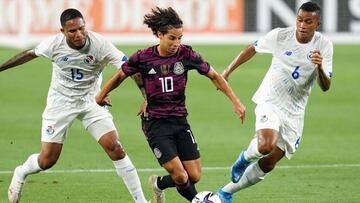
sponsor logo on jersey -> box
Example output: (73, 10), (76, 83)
(173, 62), (185, 75)
(285, 50), (293, 56)
(148, 68), (157, 74)
(153, 148), (162, 158)
(160, 64), (170, 76)
(62, 56), (69, 61)
(46, 125), (55, 135)
(84, 55), (95, 64)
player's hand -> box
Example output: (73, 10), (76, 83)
(234, 100), (246, 124)
(137, 100), (148, 116)
(96, 94), (112, 107)
(311, 50), (322, 68)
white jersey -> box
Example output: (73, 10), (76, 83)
(34, 31), (126, 100)
(252, 27), (333, 116)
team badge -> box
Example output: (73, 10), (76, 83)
(307, 51), (313, 61)
(160, 64), (170, 76)
(173, 62), (185, 75)
(46, 125), (55, 135)
(153, 148), (162, 158)
(84, 55), (95, 64)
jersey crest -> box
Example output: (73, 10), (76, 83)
(173, 62), (185, 75)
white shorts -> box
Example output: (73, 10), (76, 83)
(255, 103), (304, 159)
(41, 91), (116, 143)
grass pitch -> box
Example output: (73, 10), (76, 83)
(0, 44), (359, 202)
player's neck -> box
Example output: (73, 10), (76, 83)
(296, 32), (314, 44)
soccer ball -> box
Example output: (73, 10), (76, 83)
(191, 191), (222, 203)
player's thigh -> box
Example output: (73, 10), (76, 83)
(277, 116), (304, 159)
(182, 159), (201, 183)
(82, 104), (116, 142)
(142, 119), (178, 165)
(41, 100), (79, 144)
(255, 103), (281, 132)
(177, 122), (200, 162)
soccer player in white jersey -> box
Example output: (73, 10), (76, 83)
(0, 8), (148, 203)
(217, 2), (333, 202)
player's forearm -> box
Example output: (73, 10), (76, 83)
(131, 73), (147, 99)
(316, 65), (331, 91)
(0, 49), (37, 72)
(222, 45), (256, 80)
(99, 70), (126, 99)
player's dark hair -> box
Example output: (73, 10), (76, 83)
(60, 8), (83, 27)
(144, 7), (183, 37)
(298, 2), (321, 19)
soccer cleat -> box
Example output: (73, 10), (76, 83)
(217, 189), (233, 203)
(8, 166), (25, 203)
(231, 150), (250, 183)
(148, 175), (165, 203)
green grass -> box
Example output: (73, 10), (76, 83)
(0, 44), (359, 202)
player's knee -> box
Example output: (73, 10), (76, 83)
(106, 143), (126, 160)
(258, 142), (276, 155)
(172, 170), (189, 185)
(188, 172), (201, 183)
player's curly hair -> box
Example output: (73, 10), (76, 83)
(143, 7), (183, 37)
(60, 8), (83, 27)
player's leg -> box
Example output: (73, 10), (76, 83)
(162, 157), (198, 201)
(8, 99), (73, 203)
(231, 103), (280, 183)
(176, 124), (201, 201)
(8, 143), (63, 203)
(218, 147), (284, 203)
(87, 117), (147, 203)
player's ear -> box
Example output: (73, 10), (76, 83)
(157, 31), (163, 39)
(60, 28), (64, 33)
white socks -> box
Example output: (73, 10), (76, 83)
(16, 153), (42, 181)
(222, 161), (266, 193)
(113, 155), (147, 203)
(244, 137), (264, 161)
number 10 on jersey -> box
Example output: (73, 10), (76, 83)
(159, 77), (174, 93)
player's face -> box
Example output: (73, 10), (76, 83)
(158, 27), (183, 56)
(296, 9), (320, 43)
(61, 17), (87, 50)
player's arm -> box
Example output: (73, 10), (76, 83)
(222, 45), (256, 81)
(0, 49), (38, 72)
(206, 67), (246, 123)
(131, 73), (148, 116)
(96, 69), (128, 106)
(311, 50), (331, 91)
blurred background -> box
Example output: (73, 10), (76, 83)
(1, 0), (360, 202)
(0, 0), (359, 47)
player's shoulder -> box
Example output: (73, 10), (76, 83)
(277, 27), (295, 42)
(87, 31), (108, 44)
(314, 31), (333, 47)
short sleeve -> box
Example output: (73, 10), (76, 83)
(320, 38), (333, 78)
(34, 35), (58, 58)
(188, 49), (210, 75)
(254, 28), (280, 54)
(103, 39), (127, 69)
(121, 51), (140, 76)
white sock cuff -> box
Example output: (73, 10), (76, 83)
(113, 155), (134, 169)
(245, 137), (264, 161)
(28, 153), (42, 171)
(253, 161), (266, 178)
